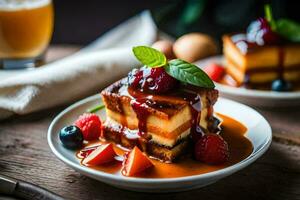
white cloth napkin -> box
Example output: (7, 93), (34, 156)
(0, 11), (157, 120)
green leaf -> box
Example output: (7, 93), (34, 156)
(87, 104), (105, 113)
(164, 59), (215, 89)
(264, 4), (276, 30)
(132, 46), (167, 68)
(276, 19), (300, 42)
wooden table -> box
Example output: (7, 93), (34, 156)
(1, 46), (300, 200)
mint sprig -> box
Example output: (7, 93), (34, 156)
(132, 46), (215, 89)
(264, 4), (300, 42)
(165, 59), (215, 89)
(264, 4), (276, 31)
(132, 46), (167, 68)
(276, 19), (300, 42)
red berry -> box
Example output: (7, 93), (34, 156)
(204, 63), (225, 82)
(75, 113), (102, 141)
(128, 67), (178, 93)
(144, 67), (177, 93)
(247, 17), (280, 45)
(194, 134), (229, 165)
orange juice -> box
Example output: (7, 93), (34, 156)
(0, 0), (53, 59)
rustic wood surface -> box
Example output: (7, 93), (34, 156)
(1, 46), (300, 200)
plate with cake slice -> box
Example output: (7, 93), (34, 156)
(48, 46), (272, 192)
(196, 55), (300, 107)
(196, 5), (300, 107)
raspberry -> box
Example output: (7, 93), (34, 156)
(194, 134), (229, 165)
(74, 113), (102, 141)
(128, 67), (178, 93)
(203, 63), (225, 82)
(247, 17), (280, 45)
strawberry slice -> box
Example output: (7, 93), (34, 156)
(121, 146), (153, 177)
(83, 143), (116, 166)
(203, 63), (225, 82)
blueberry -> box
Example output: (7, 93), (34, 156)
(59, 125), (83, 149)
(271, 79), (292, 92)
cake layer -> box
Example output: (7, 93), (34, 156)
(223, 34), (300, 70)
(226, 58), (300, 85)
(101, 78), (218, 135)
(223, 34), (300, 86)
(104, 117), (191, 147)
(105, 104), (210, 138)
(102, 120), (189, 163)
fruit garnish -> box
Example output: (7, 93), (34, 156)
(121, 146), (153, 177)
(132, 46), (215, 89)
(75, 113), (102, 141)
(271, 79), (292, 92)
(247, 4), (281, 46)
(83, 143), (116, 166)
(247, 17), (280, 45)
(143, 67), (178, 93)
(128, 67), (178, 93)
(247, 4), (300, 44)
(194, 134), (229, 165)
(203, 63), (225, 82)
(59, 125), (83, 149)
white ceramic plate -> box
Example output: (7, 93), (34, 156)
(195, 55), (300, 107)
(48, 94), (272, 192)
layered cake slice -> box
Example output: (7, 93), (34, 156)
(222, 5), (300, 91)
(101, 77), (218, 162)
(223, 34), (300, 88)
(98, 45), (219, 163)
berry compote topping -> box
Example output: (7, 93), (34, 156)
(127, 67), (178, 93)
(247, 17), (280, 46)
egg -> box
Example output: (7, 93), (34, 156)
(151, 40), (175, 59)
(173, 33), (217, 63)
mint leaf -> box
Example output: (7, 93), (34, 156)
(133, 46), (167, 68)
(264, 4), (276, 30)
(276, 19), (300, 42)
(165, 59), (215, 89)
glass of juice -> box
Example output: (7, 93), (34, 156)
(0, 0), (54, 69)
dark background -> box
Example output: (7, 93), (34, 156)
(52, 0), (300, 45)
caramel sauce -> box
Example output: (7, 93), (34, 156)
(77, 114), (253, 178)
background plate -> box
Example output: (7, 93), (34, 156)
(195, 55), (300, 107)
